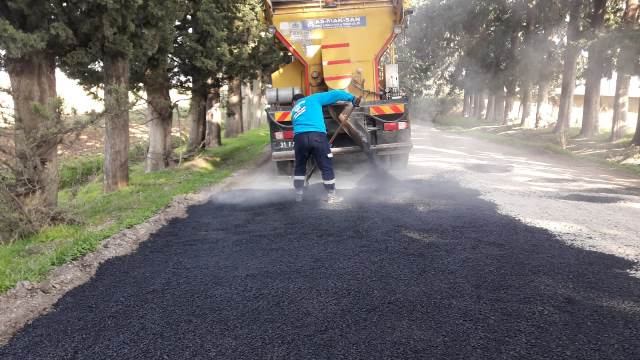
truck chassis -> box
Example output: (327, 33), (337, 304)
(267, 99), (412, 174)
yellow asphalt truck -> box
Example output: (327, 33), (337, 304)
(264, 0), (413, 174)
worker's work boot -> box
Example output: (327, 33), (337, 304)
(295, 190), (304, 202)
(326, 191), (343, 204)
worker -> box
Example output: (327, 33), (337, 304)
(291, 90), (356, 203)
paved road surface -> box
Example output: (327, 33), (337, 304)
(2, 125), (640, 359)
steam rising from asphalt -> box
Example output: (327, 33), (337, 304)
(209, 153), (408, 207)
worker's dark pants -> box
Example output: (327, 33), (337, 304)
(293, 131), (335, 192)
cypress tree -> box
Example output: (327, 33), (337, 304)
(0, 1), (74, 209)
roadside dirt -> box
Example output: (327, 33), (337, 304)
(58, 121), (187, 159)
(0, 148), (270, 345)
(451, 124), (640, 167)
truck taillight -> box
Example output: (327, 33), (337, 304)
(324, 0), (337, 7)
(383, 122), (408, 131)
(274, 131), (294, 140)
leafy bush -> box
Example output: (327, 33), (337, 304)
(0, 183), (41, 244)
(410, 97), (461, 123)
(59, 142), (149, 190)
(59, 155), (104, 189)
(433, 115), (485, 128)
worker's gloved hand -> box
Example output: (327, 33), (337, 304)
(352, 96), (362, 107)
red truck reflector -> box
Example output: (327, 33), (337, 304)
(371, 104), (405, 115)
(274, 131), (294, 140)
(383, 122), (408, 131)
(274, 111), (292, 122)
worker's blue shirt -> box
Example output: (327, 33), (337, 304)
(291, 90), (355, 135)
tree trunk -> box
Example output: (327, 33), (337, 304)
(555, 48), (580, 133)
(495, 88), (506, 124)
(144, 64), (173, 172)
(535, 79), (550, 128)
(555, 0), (582, 134)
(241, 81), (252, 131)
(579, 0), (607, 138)
(520, 83), (533, 127)
(251, 77), (264, 127)
(633, 107), (640, 146)
(103, 56), (130, 193)
(165, 110), (173, 161)
(205, 88), (222, 148)
(610, 0), (639, 141)
(470, 91), (477, 118)
(611, 71), (631, 141)
(485, 95), (495, 122)
(580, 46), (605, 137)
(463, 88), (471, 117)
(472, 91), (476, 116)
(520, 0), (537, 128)
(6, 52), (60, 209)
(470, 89), (480, 117)
(504, 82), (517, 124)
(504, 23), (520, 125)
(187, 85), (207, 152)
(243, 78), (263, 129)
(225, 77), (244, 138)
(479, 90), (487, 119)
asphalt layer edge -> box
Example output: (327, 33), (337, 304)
(0, 146), (272, 345)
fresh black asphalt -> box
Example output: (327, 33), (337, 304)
(2, 177), (640, 359)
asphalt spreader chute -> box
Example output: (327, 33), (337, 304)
(304, 101), (396, 186)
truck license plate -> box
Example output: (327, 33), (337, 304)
(276, 141), (294, 150)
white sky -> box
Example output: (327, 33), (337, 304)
(0, 70), (191, 122)
(1, 69), (637, 124)
(573, 75), (640, 97)
(0, 70), (103, 119)
(0, 69), (104, 114)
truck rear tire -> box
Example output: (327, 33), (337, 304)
(274, 160), (294, 176)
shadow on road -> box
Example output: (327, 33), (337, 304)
(2, 177), (640, 359)
(558, 194), (627, 204)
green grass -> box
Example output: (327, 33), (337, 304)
(59, 143), (148, 189)
(0, 127), (269, 293)
(59, 155), (104, 189)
